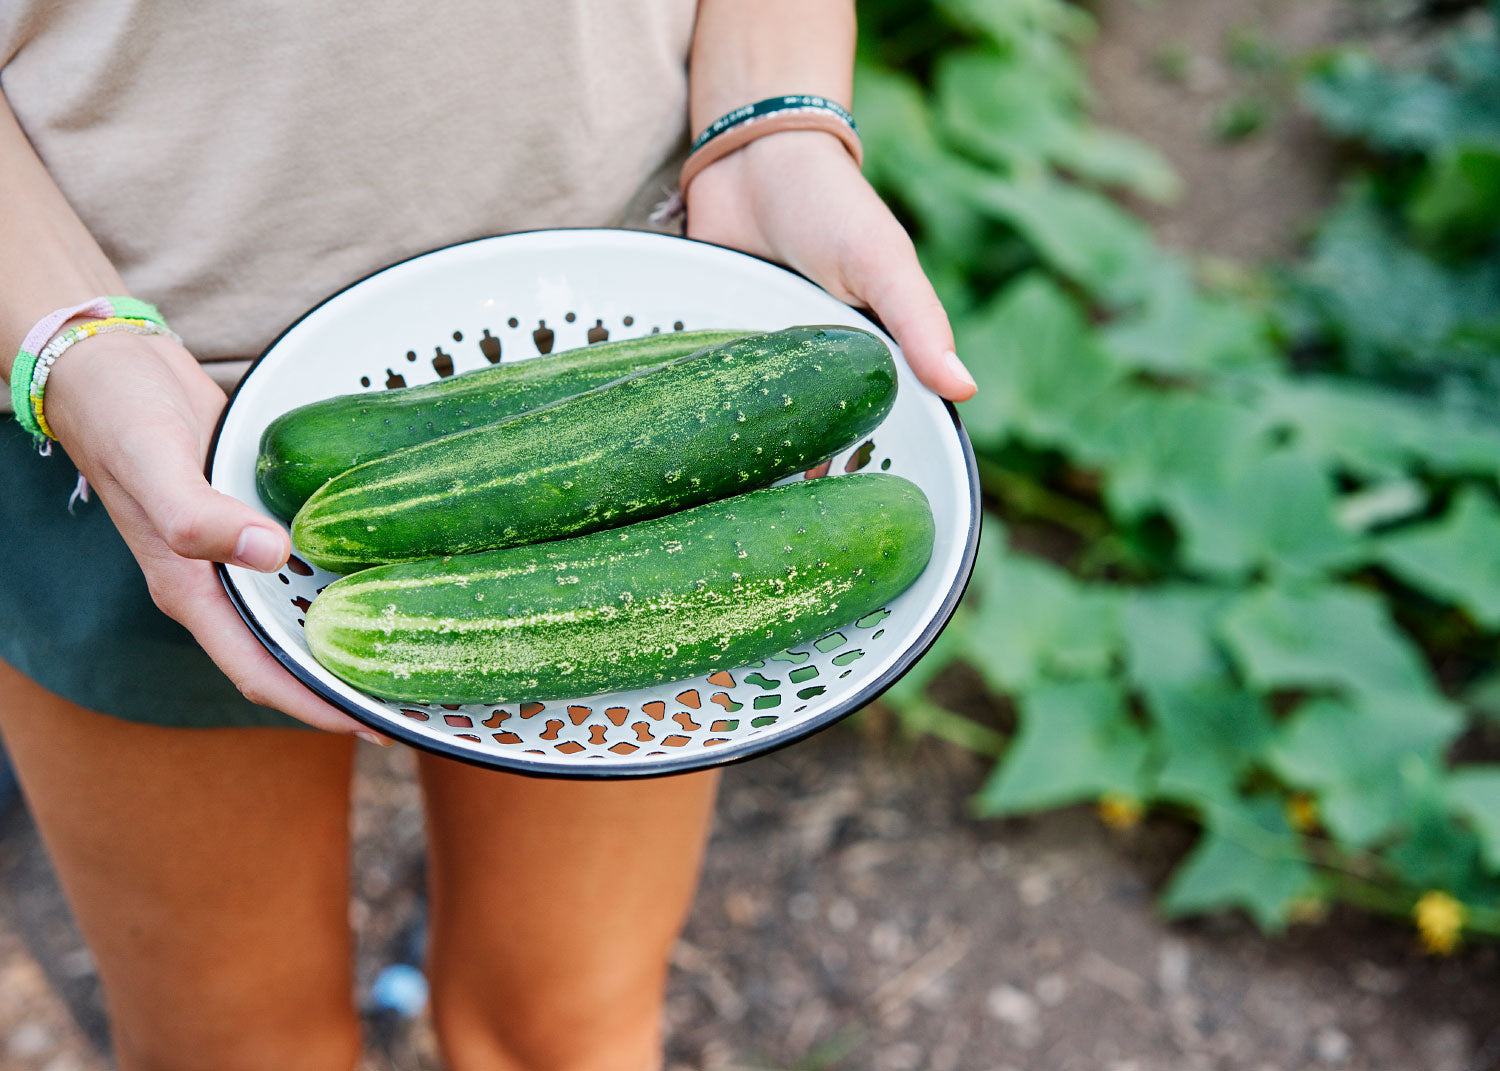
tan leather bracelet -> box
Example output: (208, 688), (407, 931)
(679, 111), (865, 196)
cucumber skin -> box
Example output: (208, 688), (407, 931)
(255, 329), (748, 520)
(304, 473), (933, 705)
(292, 326), (898, 571)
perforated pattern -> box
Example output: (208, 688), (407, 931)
(211, 231), (976, 776)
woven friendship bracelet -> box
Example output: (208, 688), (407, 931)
(26, 316), (180, 443)
(11, 296), (169, 440)
(678, 95), (863, 198)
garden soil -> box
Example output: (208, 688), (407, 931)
(3, 2), (1499, 1069)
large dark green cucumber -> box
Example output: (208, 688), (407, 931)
(255, 328), (747, 520)
(292, 326), (898, 571)
(304, 473), (933, 704)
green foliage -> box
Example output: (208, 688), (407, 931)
(864, 0), (1500, 939)
(1159, 797), (1316, 931)
(1291, 19), (1500, 411)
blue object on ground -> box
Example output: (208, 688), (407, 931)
(369, 964), (429, 1017)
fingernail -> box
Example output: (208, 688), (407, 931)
(234, 526), (284, 572)
(943, 349), (976, 392)
(356, 731), (393, 748)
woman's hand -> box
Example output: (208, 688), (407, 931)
(41, 331), (388, 740)
(684, 129), (976, 402)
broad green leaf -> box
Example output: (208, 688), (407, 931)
(935, 0), (1095, 60)
(1101, 259), (1278, 374)
(1256, 376), (1500, 482)
(1051, 127), (1181, 205)
(1376, 488), (1500, 629)
(954, 272), (1123, 451)
(1144, 681), (1275, 806)
(1094, 397), (1361, 578)
(936, 47), (1075, 174)
(1290, 189), (1500, 367)
(964, 538), (1119, 692)
(957, 169), (1164, 306)
(1160, 796), (1316, 931)
(1121, 586), (1235, 688)
(1164, 449), (1365, 580)
(1445, 766), (1500, 872)
(1303, 49), (1468, 152)
(1302, 28), (1500, 156)
(1219, 584), (1438, 698)
(974, 679), (1146, 813)
(1096, 392), (1263, 522)
(1382, 761), (1500, 901)
(936, 47), (1178, 201)
(1269, 693), (1463, 848)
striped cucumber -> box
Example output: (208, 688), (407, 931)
(255, 328), (747, 520)
(292, 326), (897, 571)
(304, 473), (933, 704)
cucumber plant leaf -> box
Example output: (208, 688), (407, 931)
(1160, 796), (1317, 932)
(1268, 693), (1463, 848)
(1219, 584), (1439, 699)
(1376, 488), (1500, 629)
(975, 678), (1147, 813)
(1144, 681), (1275, 807)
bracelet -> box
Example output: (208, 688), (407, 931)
(679, 94), (863, 197)
(11, 296), (169, 441)
(25, 317), (180, 443)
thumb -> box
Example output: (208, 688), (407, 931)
(120, 447), (289, 570)
(153, 482), (288, 570)
(843, 221), (977, 403)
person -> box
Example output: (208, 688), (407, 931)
(0, 2), (976, 1068)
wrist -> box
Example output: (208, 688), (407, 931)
(43, 331), (195, 448)
(687, 128), (861, 204)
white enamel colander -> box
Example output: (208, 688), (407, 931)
(208, 229), (978, 778)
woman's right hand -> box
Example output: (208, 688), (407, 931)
(41, 328), (390, 741)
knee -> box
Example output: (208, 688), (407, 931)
(431, 970), (666, 1071)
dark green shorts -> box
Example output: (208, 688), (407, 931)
(0, 420), (299, 729)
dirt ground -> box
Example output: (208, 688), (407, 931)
(5, 2), (1497, 1070)
(5, 718), (1500, 1071)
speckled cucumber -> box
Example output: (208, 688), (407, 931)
(255, 328), (747, 520)
(304, 473), (933, 704)
(291, 325), (898, 571)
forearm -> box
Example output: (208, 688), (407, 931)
(0, 92), (126, 380)
(688, 0), (856, 134)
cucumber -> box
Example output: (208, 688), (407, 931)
(292, 325), (897, 571)
(255, 328), (747, 520)
(304, 473), (933, 704)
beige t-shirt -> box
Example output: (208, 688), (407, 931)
(1, 0), (697, 390)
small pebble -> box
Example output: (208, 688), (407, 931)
(987, 984), (1040, 1028)
(1314, 1027), (1352, 1065)
(788, 891), (819, 922)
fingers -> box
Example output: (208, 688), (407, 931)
(109, 421), (290, 571)
(145, 545), (390, 741)
(841, 216), (976, 403)
(179, 581), (392, 740)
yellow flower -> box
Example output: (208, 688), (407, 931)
(1097, 792), (1144, 831)
(1285, 792), (1319, 833)
(1413, 890), (1467, 955)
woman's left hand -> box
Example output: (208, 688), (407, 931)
(684, 129), (976, 402)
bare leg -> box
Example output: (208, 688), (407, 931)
(0, 660), (361, 1071)
(418, 755), (720, 1071)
